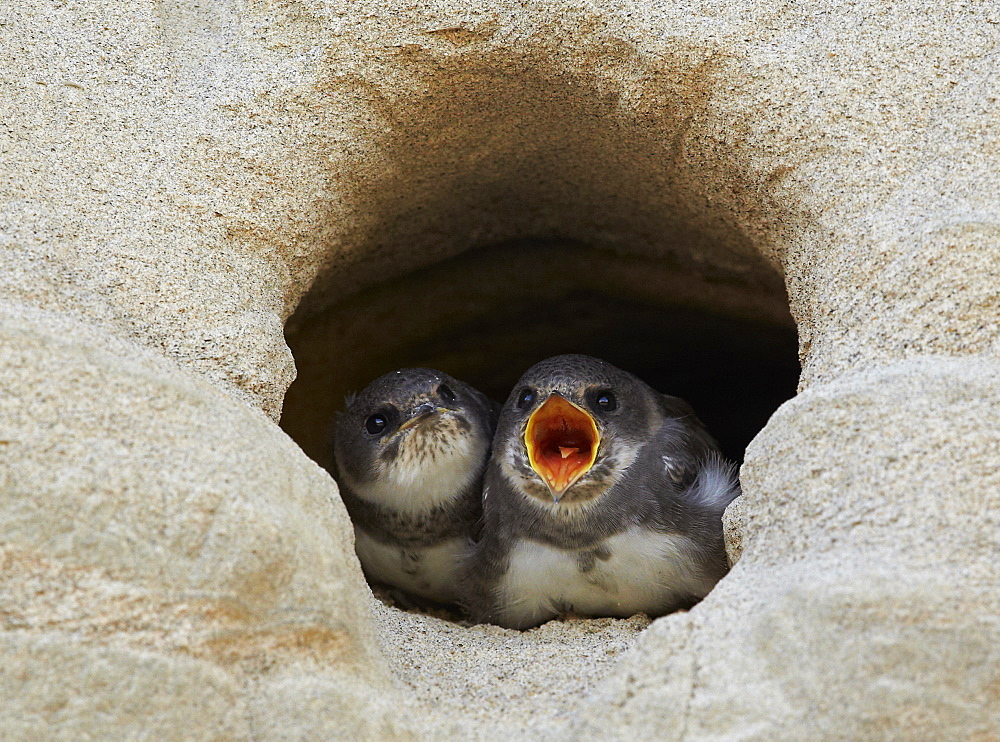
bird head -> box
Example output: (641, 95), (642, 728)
(332, 368), (494, 514)
(498, 355), (660, 508)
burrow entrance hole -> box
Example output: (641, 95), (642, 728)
(277, 52), (800, 633)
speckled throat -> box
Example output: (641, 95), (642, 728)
(337, 483), (481, 548)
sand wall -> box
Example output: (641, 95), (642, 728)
(2, 1), (997, 738)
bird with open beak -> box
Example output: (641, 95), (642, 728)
(462, 354), (740, 629)
(332, 368), (498, 605)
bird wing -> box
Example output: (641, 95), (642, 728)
(630, 405), (740, 537)
(655, 393), (720, 454)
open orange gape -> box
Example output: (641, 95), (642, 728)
(524, 394), (600, 500)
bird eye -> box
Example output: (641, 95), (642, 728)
(438, 383), (457, 403)
(364, 413), (387, 435)
(594, 390), (618, 412)
(516, 388), (535, 409)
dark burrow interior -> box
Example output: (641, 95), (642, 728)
(280, 238), (800, 470)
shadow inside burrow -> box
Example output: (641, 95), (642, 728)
(280, 238), (798, 470)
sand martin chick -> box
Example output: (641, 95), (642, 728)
(462, 354), (740, 629)
(332, 368), (497, 604)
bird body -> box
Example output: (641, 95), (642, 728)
(499, 526), (708, 622)
(463, 354), (739, 629)
(353, 531), (471, 603)
(332, 368), (497, 604)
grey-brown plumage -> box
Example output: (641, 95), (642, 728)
(461, 354), (739, 629)
(332, 368), (497, 604)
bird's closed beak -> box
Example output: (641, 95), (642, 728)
(524, 393), (600, 501)
(396, 402), (439, 433)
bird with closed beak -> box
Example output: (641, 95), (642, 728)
(462, 354), (740, 629)
(332, 368), (497, 605)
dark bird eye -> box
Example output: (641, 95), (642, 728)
(516, 388), (535, 409)
(438, 383), (457, 403)
(594, 390), (617, 412)
(365, 413), (387, 435)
